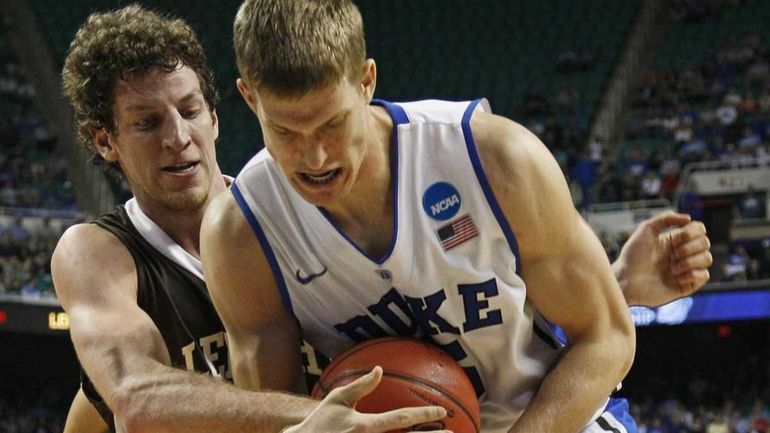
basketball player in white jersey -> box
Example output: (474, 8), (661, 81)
(54, 5), (449, 433)
(200, 1), (712, 433)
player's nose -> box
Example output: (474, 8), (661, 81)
(302, 138), (328, 170)
(162, 112), (192, 150)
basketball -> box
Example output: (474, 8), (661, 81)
(311, 337), (480, 433)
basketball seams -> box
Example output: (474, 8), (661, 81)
(312, 337), (480, 433)
(313, 337), (400, 394)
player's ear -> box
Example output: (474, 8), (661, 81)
(360, 59), (376, 103)
(210, 109), (219, 143)
(237, 78), (258, 114)
(91, 126), (119, 162)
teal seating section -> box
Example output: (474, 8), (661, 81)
(655, 1), (770, 72)
(621, 0), (770, 163)
(32, 0), (639, 175)
(358, 0), (639, 122)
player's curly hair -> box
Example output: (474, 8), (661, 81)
(233, 0), (366, 97)
(62, 4), (219, 172)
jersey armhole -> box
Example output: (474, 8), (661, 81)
(230, 182), (294, 314)
(460, 99), (522, 276)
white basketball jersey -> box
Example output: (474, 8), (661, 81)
(233, 99), (568, 433)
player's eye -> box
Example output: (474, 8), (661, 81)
(272, 125), (291, 135)
(326, 114), (347, 128)
(182, 108), (201, 119)
(134, 116), (159, 131)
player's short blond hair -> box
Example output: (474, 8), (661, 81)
(233, 0), (366, 97)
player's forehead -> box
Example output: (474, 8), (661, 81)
(112, 65), (204, 113)
(257, 78), (358, 127)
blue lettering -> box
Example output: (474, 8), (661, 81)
(334, 315), (388, 342)
(368, 288), (417, 336)
(459, 279), (503, 332)
(434, 339), (485, 397)
(405, 289), (460, 336)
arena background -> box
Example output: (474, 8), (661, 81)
(1, 0), (768, 431)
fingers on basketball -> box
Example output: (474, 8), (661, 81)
(328, 366), (384, 407)
(366, 406), (449, 433)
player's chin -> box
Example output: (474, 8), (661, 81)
(161, 188), (209, 212)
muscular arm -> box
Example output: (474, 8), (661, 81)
(473, 113), (635, 433)
(200, 190), (452, 433)
(53, 223), (315, 433)
(63, 387), (108, 433)
(200, 189), (307, 393)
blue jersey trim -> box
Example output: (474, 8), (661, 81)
(317, 99), (402, 266)
(231, 182), (294, 313)
(603, 398), (638, 433)
(373, 99), (410, 125)
(460, 99), (522, 275)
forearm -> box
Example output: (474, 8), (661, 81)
(508, 335), (634, 433)
(112, 362), (317, 433)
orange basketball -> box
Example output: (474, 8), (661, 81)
(311, 337), (480, 433)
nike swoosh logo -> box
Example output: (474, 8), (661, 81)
(295, 266), (328, 285)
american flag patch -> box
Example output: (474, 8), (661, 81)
(437, 214), (479, 251)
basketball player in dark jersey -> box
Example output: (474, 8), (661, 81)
(54, 5), (449, 433)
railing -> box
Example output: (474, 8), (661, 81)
(0, 206), (84, 220)
(587, 198), (671, 213)
(0, 293), (59, 307)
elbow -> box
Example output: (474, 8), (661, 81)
(612, 315), (636, 380)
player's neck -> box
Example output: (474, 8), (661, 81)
(324, 107), (394, 257)
(135, 176), (228, 258)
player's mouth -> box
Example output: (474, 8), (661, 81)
(162, 161), (200, 174)
(299, 168), (341, 185)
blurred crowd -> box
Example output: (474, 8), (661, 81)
(0, 31), (76, 211)
(0, 390), (64, 433)
(518, 0), (770, 212)
(0, 24), (80, 301)
(634, 398), (770, 433)
(601, 30), (769, 208)
(631, 349), (770, 433)
(0, 216), (65, 299)
(722, 239), (770, 282)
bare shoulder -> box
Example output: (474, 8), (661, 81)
(469, 111), (549, 180)
(200, 187), (285, 322)
(55, 222), (125, 256)
(468, 111), (575, 256)
(201, 187), (251, 242)
(200, 187), (261, 270)
(52, 222), (137, 308)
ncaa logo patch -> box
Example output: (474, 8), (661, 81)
(422, 182), (461, 221)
